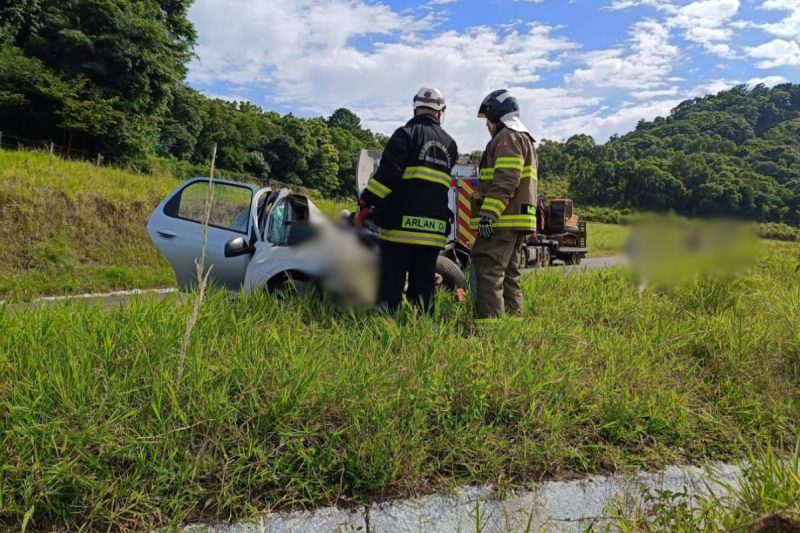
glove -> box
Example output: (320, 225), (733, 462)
(355, 199), (371, 230)
(478, 216), (495, 240)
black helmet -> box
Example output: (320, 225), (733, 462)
(477, 89), (519, 123)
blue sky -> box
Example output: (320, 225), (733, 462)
(187, 0), (799, 151)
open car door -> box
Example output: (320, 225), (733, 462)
(355, 149), (383, 197)
(147, 178), (266, 290)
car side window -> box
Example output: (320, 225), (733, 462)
(171, 181), (252, 234)
(268, 201), (288, 244)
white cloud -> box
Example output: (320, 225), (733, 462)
(608, 0), (742, 58)
(202, 92), (249, 103)
(746, 38), (800, 68)
(606, 0), (675, 12)
(671, 0), (740, 57)
(758, 0), (800, 39)
(189, 0), (431, 85)
(567, 19), (680, 91)
(688, 78), (740, 97)
(632, 88), (681, 99)
(187, 0), (789, 150)
(747, 75), (789, 87)
(189, 0), (582, 150)
(545, 98), (683, 141)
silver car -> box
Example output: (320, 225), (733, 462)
(147, 177), (379, 305)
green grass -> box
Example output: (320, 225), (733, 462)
(589, 222), (631, 258)
(607, 444), (800, 531)
(0, 149), (179, 300)
(1, 242), (798, 531)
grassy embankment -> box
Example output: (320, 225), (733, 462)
(588, 222), (629, 258)
(1, 239), (798, 530)
(0, 150), (178, 299)
(0, 150), (350, 300)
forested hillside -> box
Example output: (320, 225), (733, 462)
(538, 85), (800, 222)
(1, 3), (798, 219)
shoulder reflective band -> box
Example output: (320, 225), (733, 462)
(522, 166), (538, 180)
(479, 168), (494, 181)
(379, 228), (447, 248)
(366, 178), (392, 199)
(494, 156), (524, 171)
(402, 166), (451, 188)
(401, 216), (447, 234)
(481, 197), (506, 218)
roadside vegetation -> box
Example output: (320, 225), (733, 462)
(607, 445), (800, 532)
(0, 149), (177, 300)
(588, 222), (630, 258)
(0, 149), (349, 300)
(0, 148), (630, 300)
(1, 240), (798, 531)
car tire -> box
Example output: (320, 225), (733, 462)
(436, 255), (468, 292)
(268, 271), (315, 297)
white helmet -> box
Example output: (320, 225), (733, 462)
(413, 87), (446, 112)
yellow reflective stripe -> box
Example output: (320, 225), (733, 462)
(379, 229), (447, 248)
(482, 197), (506, 218)
(470, 214), (536, 230)
(494, 156), (524, 171)
(496, 156), (524, 165)
(366, 178), (392, 199)
(495, 214), (536, 229)
(521, 166), (538, 180)
(402, 166), (451, 188)
(479, 168), (494, 181)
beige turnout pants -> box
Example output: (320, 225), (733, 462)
(470, 230), (528, 319)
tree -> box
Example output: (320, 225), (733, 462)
(327, 108), (362, 132)
(0, 0), (196, 164)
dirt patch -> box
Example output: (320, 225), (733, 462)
(754, 514), (800, 533)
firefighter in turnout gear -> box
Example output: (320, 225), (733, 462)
(470, 89), (538, 319)
(357, 88), (459, 311)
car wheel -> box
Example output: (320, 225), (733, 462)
(268, 272), (315, 297)
(435, 255), (468, 292)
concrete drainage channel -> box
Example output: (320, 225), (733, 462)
(182, 463), (740, 532)
(1, 287), (179, 308)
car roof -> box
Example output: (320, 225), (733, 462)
(185, 176), (261, 193)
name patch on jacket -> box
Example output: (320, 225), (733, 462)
(402, 216), (446, 234)
(521, 203), (536, 215)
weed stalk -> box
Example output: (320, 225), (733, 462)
(176, 143), (217, 392)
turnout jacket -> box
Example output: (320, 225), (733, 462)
(471, 127), (538, 232)
(360, 114), (458, 248)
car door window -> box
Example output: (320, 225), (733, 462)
(268, 201), (288, 245)
(171, 181), (253, 234)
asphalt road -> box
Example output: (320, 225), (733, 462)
(6, 255), (627, 309)
(562, 254), (628, 273)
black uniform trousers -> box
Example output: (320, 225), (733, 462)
(378, 240), (440, 312)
